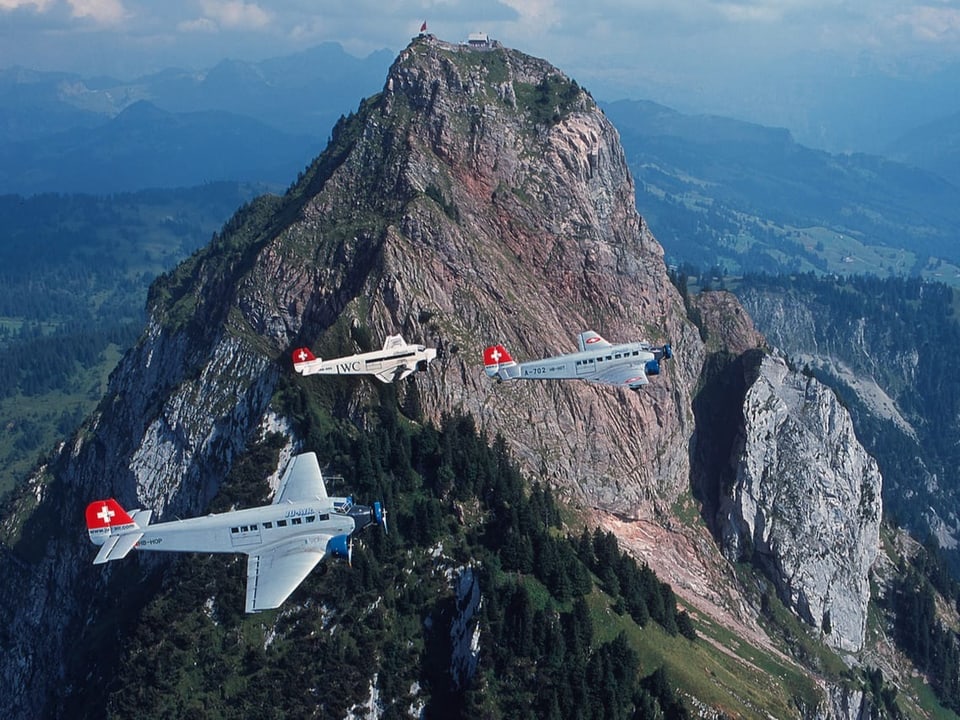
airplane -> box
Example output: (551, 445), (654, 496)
(483, 330), (672, 391)
(85, 452), (387, 613)
(292, 334), (437, 383)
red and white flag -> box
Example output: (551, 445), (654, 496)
(420, 21), (427, 32)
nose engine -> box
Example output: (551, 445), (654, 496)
(346, 501), (389, 534)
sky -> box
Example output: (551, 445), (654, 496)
(2, 0), (960, 149)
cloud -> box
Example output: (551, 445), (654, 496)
(200, 0), (271, 30)
(898, 5), (960, 42)
(67, 0), (126, 24)
(177, 16), (218, 34)
(0, 0), (55, 11)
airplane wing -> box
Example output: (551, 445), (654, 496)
(588, 362), (650, 388)
(578, 331), (612, 352)
(373, 362), (415, 383)
(274, 452), (327, 504)
(245, 543), (326, 612)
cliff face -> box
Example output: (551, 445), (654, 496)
(0, 38), (886, 717)
(719, 355), (882, 652)
(735, 279), (959, 557)
(234, 37), (704, 513)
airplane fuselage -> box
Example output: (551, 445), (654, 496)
(296, 347), (434, 378)
(127, 498), (356, 556)
(516, 342), (658, 382)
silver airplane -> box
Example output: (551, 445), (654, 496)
(483, 330), (672, 391)
(85, 452), (387, 613)
(292, 334), (437, 383)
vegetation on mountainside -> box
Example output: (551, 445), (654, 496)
(889, 538), (960, 713)
(68, 388), (695, 720)
(0, 184), (253, 495)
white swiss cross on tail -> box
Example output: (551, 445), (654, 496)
(483, 344), (518, 380)
(85, 498), (135, 532)
(291, 346), (317, 368)
(483, 345), (512, 367)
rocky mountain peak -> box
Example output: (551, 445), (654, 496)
(0, 38), (887, 717)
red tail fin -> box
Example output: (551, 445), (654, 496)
(86, 499), (134, 531)
(483, 345), (513, 367)
(292, 347), (316, 367)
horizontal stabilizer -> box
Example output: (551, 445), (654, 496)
(130, 509), (152, 528)
(93, 531), (144, 564)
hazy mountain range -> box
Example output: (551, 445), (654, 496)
(2, 35), (960, 720)
(3, 42), (959, 283)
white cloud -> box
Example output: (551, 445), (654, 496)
(898, 5), (960, 42)
(177, 16), (218, 33)
(67, 0), (126, 24)
(0, 0), (55, 10)
(200, 0), (271, 30)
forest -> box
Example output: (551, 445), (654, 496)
(890, 537), (960, 713)
(0, 185), (252, 493)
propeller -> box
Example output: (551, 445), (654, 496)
(373, 501), (388, 534)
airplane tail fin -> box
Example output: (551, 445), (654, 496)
(483, 345), (520, 381)
(85, 499), (149, 564)
(292, 347), (318, 374)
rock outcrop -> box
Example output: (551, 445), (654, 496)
(720, 354), (882, 652)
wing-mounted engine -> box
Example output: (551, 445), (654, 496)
(326, 534), (353, 565)
(643, 343), (673, 376)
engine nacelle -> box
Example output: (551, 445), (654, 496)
(645, 359), (661, 376)
(326, 534), (352, 565)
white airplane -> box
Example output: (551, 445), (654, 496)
(292, 334), (437, 383)
(85, 452), (387, 613)
(483, 330), (672, 391)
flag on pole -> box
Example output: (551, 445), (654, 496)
(420, 21), (427, 33)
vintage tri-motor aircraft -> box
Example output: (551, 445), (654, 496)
(85, 452), (386, 613)
(292, 334), (437, 383)
(483, 330), (672, 391)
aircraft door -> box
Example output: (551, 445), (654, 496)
(575, 358), (596, 377)
(230, 523), (263, 548)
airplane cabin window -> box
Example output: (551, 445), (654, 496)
(251, 524), (257, 530)
(306, 516), (315, 522)
(319, 513), (330, 521)
(292, 517), (302, 525)
(231, 527), (239, 533)
(264, 522), (273, 529)
(278, 520), (287, 527)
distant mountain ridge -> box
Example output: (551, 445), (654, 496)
(0, 100), (323, 193)
(603, 98), (960, 281)
(0, 43), (392, 194)
(4, 45), (960, 285)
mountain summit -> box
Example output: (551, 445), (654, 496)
(0, 37), (885, 718)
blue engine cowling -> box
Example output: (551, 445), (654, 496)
(326, 534), (352, 564)
(662, 343), (672, 360)
(645, 359), (661, 376)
